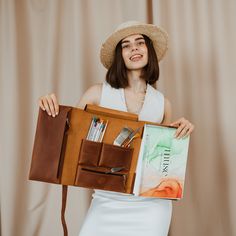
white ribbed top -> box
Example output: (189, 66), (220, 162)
(100, 82), (164, 123)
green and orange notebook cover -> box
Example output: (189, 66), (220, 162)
(133, 124), (190, 200)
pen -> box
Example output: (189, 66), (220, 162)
(94, 120), (104, 141)
(97, 123), (105, 142)
(99, 120), (108, 142)
(87, 117), (96, 140)
(89, 118), (99, 141)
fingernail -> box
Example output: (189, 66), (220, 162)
(52, 114), (55, 117)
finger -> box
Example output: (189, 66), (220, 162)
(177, 123), (194, 139)
(46, 94), (57, 117)
(50, 93), (59, 115)
(174, 123), (186, 138)
(176, 126), (189, 139)
(170, 118), (185, 127)
(42, 97), (51, 116)
(38, 98), (46, 111)
(185, 124), (194, 136)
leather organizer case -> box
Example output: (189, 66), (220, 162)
(29, 104), (149, 194)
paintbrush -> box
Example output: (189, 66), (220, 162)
(121, 127), (142, 147)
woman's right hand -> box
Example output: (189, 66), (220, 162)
(38, 93), (59, 117)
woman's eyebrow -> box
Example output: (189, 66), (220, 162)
(121, 40), (130, 44)
(135, 37), (145, 41)
(121, 37), (145, 44)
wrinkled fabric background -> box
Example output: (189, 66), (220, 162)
(1, 0), (235, 235)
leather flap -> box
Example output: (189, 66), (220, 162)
(85, 104), (138, 121)
(29, 105), (72, 183)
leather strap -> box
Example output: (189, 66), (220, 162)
(61, 185), (68, 236)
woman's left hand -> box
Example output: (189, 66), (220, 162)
(170, 117), (194, 139)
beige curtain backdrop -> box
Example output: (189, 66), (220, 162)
(0, 0), (235, 236)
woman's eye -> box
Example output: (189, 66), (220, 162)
(122, 44), (129, 49)
(138, 41), (145, 45)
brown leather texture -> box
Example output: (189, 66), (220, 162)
(78, 139), (103, 166)
(85, 104), (138, 121)
(29, 104), (146, 193)
(75, 166), (127, 192)
(74, 139), (134, 192)
(29, 106), (72, 183)
(99, 143), (133, 170)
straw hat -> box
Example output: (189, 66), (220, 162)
(100, 21), (169, 69)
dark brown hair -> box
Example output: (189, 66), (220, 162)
(105, 35), (160, 89)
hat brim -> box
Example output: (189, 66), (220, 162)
(100, 24), (168, 69)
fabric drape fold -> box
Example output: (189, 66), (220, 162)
(1, 0), (236, 236)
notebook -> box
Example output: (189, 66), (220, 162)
(133, 124), (190, 200)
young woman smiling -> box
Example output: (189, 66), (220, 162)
(39, 21), (194, 236)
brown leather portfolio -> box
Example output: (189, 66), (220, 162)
(29, 104), (177, 235)
(29, 104), (149, 194)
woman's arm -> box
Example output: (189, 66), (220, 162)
(162, 97), (194, 139)
(162, 98), (172, 125)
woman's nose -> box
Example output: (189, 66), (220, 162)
(131, 44), (138, 51)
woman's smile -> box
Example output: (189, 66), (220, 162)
(130, 54), (143, 61)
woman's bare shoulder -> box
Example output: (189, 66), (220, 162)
(76, 83), (103, 108)
(82, 83), (102, 96)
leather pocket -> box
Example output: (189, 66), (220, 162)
(78, 139), (102, 166)
(99, 143), (133, 170)
(29, 106), (71, 183)
(74, 166), (126, 192)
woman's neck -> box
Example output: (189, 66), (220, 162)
(126, 70), (147, 93)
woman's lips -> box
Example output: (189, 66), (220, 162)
(130, 54), (143, 61)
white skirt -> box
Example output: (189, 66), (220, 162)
(79, 190), (172, 236)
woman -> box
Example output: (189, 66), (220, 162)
(39, 21), (194, 236)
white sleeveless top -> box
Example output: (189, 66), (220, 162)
(79, 82), (172, 236)
(100, 82), (164, 123)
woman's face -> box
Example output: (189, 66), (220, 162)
(121, 34), (148, 71)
